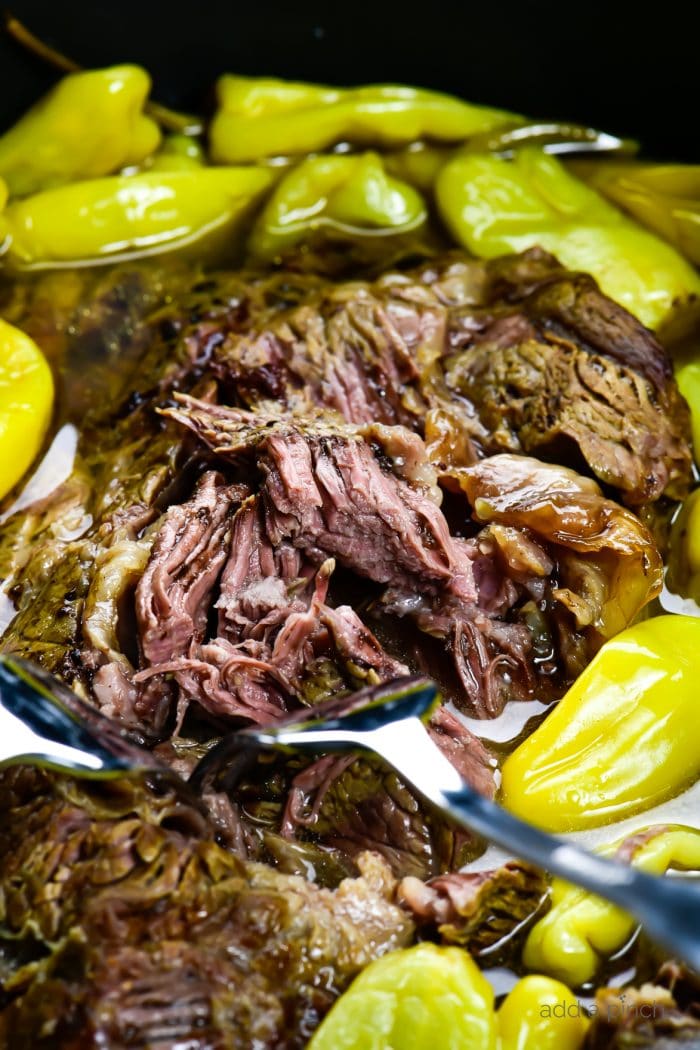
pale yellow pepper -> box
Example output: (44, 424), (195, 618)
(143, 133), (206, 172)
(435, 147), (700, 330)
(0, 167), (274, 268)
(501, 616), (700, 832)
(675, 360), (700, 460)
(0, 318), (54, 500)
(497, 975), (588, 1050)
(210, 75), (520, 163)
(524, 826), (700, 986)
(0, 66), (161, 197)
(249, 151), (427, 261)
(308, 943), (498, 1050)
(667, 488), (700, 605)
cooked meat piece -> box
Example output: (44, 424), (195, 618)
(448, 453), (663, 647)
(398, 859), (548, 955)
(280, 702), (496, 879)
(584, 984), (700, 1048)
(206, 248), (691, 506)
(0, 770), (413, 1049)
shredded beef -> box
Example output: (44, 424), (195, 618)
(206, 248), (692, 507)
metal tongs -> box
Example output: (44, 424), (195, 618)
(2, 656), (700, 972)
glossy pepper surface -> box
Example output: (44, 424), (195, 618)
(307, 943), (498, 1050)
(573, 160), (700, 265)
(210, 75), (520, 163)
(144, 133), (206, 172)
(675, 360), (700, 460)
(249, 151), (427, 261)
(0, 167), (274, 268)
(667, 488), (700, 606)
(0, 66), (161, 197)
(0, 318), (54, 500)
(500, 616), (700, 832)
(435, 147), (700, 330)
(497, 975), (588, 1049)
(524, 825), (700, 986)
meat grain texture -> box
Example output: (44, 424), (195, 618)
(0, 249), (689, 1047)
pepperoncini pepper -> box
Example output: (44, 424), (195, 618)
(497, 975), (588, 1049)
(143, 133), (206, 172)
(0, 318), (54, 500)
(524, 825), (700, 986)
(667, 488), (700, 606)
(0, 66), (161, 197)
(210, 75), (520, 163)
(572, 160), (700, 266)
(0, 167), (274, 269)
(675, 360), (700, 461)
(435, 147), (700, 330)
(249, 151), (427, 261)
(307, 942), (589, 1049)
(500, 616), (700, 832)
(308, 943), (499, 1050)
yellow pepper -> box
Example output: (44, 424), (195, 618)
(308, 943), (498, 1050)
(0, 318), (54, 500)
(249, 151), (427, 261)
(0, 167), (274, 269)
(0, 66), (161, 197)
(0, 178), (7, 213)
(210, 75), (520, 163)
(144, 133), (205, 172)
(524, 825), (700, 986)
(497, 975), (588, 1049)
(572, 160), (700, 266)
(667, 488), (700, 605)
(435, 147), (700, 330)
(500, 616), (700, 832)
(675, 360), (700, 460)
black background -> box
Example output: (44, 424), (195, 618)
(0, 0), (698, 161)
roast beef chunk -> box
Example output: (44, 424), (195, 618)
(0, 770), (412, 1049)
(207, 248), (691, 506)
(398, 860), (548, 956)
(279, 702), (496, 879)
(130, 487), (409, 729)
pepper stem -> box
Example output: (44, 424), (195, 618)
(2, 11), (204, 135)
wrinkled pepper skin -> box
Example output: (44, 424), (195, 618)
(308, 943), (498, 1050)
(0, 317), (54, 500)
(435, 147), (700, 330)
(573, 160), (700, 266)
(249, 151), (427, 260)
(500, 616), (700, 832)
(0, 167), (274, 268)
(0, 66), (161, 197)
(210, 75), (520, 163)
(497, 975), (588, 1049)
(524, 826), (700, 986)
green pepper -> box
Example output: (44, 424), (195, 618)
(523, 826), (700, 986)
(675, 360), (700, 460)
(209, 75), (520, 163)
(0, 177), (6, 213)
(143, 133), (206, 172)
(667, 488), (700, 605)
(497, 975), (589, 1049)
(307, 943), (498, 1050)
(0, 66), (161, 197)
(435, 147), (700, 330)
(500, 615), (700, 832)
(572, 160), (700, 266)
(0, 167), (274, 269)
(249, 151), (427, 261)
